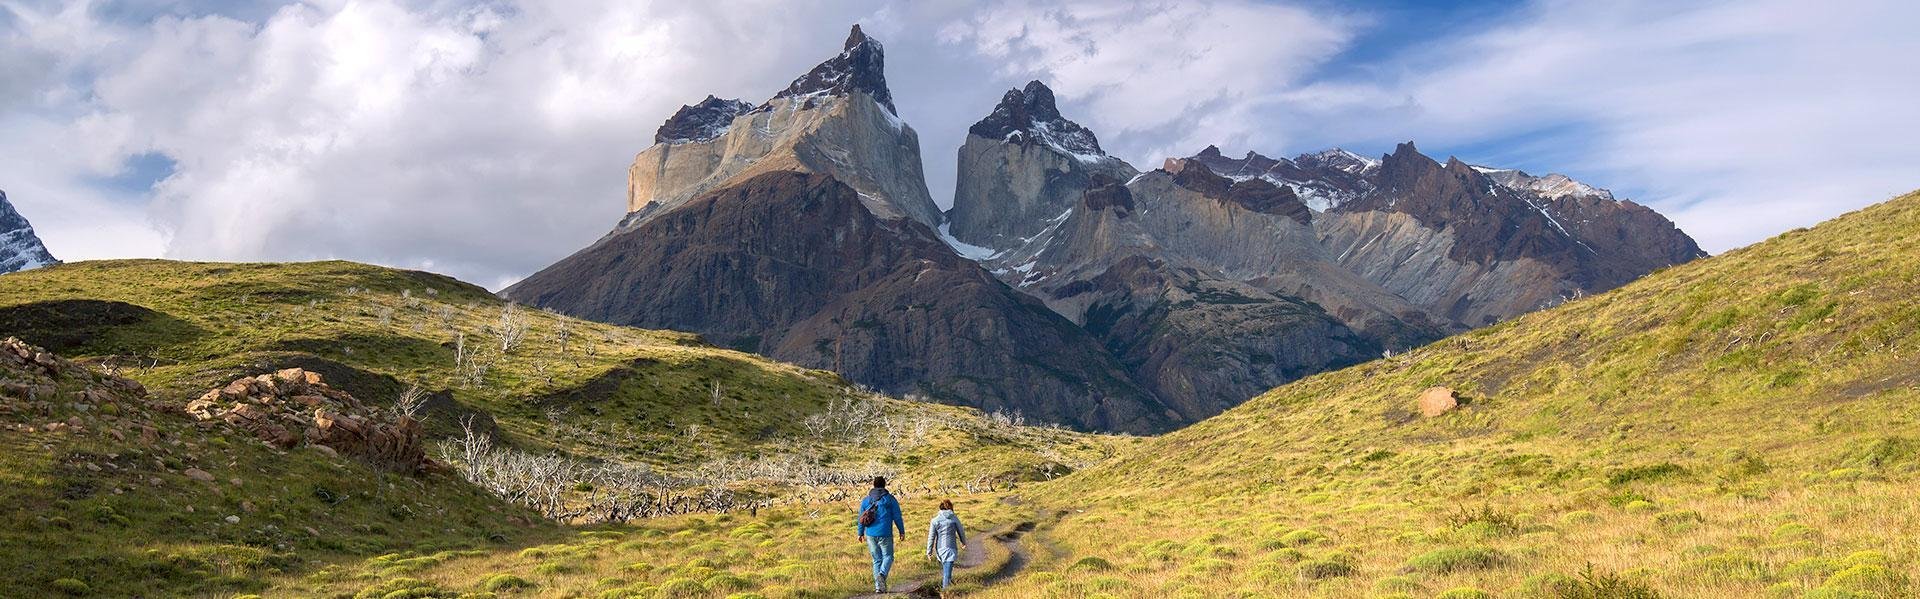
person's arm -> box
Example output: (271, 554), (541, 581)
(957, 519), (967, 546)
(891, 499), (907, 538)
(927, 518), (938, 555)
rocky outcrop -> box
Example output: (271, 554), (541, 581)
(186, 368), (434, 473)
(507, 171), (1175, 432)
(0, 190), (58, 274)
(654, 96), (756, 144)
(620, 25), (940, 229)
(1321, 142), (1706, 326)
(946, 81), (1137, 249)
(1184, 146), (1379, 212)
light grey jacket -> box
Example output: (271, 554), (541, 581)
(926, 510), (967, 563)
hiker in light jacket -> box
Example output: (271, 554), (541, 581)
(856, 476), (907, 593)
(925, 499), (968, 589)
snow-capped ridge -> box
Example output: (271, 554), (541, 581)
(770, 24), (896, 115)
(654, 96), (755, 144)
(969, 80), (1107, 161)
(0, 189), (59, 274)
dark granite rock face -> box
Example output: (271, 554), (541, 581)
(1319, 141), (1706, 326)
(504, 171), (1175, 433)
(946, 80), (1135, 248)
(1346, 142), (1591, 268)
(1163, 159), (1312, 224)
(772, 24), (896, 114)
(654, 96), (755, 144)
(968, 80), (1103, 156)
(1081, 175), (1134, 216)
(1069, 256), (1380, 421)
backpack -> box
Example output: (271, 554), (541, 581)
(859, 493), (884, 527)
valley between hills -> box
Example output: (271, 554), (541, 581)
(0, 22), (1915, 599)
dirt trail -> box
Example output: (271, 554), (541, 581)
(849, 520), (1036, 598)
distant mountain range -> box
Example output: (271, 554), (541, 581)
(506, 25), (1704, 432)
(0, 189), (58, 275)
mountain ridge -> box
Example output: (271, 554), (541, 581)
(0, 189), (58, 274)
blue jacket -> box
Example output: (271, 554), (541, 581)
(856, 489), (906, 538)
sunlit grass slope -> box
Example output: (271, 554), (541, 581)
(0, 259), (1122, 597)
(0, 260), (1123, 481)
(977, 191), (1920, 597)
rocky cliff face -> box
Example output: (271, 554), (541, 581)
(946, 81), (1136, 249)
(1185, 146), (1379, 212)
(620, 25), (940, 229)
(958, 133), (1444, 420)
(1321, 142), (1706, 326)
(511, 28), (1180, 432)
(0, 190), (58, 274)
(515, 24), (1704, 432)
(506, 172), (1174, 432)
(956, 97), (1702, 420)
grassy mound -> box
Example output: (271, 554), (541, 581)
(1001, 190), (1920, 596)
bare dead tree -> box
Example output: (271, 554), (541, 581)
(495, 303), (528, 353)
(393, 384), (428, 420)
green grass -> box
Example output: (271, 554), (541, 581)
(985, 190), (1920, 597)
(0, 259), (1123, 596)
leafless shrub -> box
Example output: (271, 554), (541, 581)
(453, 332), (488, 387)
(495, 303), (528, 353)
(393, 384), (427, 420)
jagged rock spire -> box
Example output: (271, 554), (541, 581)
(968, 80), (1104, 156)
(772, 24), (896, 114)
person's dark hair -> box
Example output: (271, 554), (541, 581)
(873, 476), (887, 489)
(939, 499), (954, 510)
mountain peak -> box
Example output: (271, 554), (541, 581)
(773, 23), (895, 114)
(845, 24), (869, 50)
(654, 95), (755, 144)
(0, 189), (59, 274)
(968, 80), (1104, 158)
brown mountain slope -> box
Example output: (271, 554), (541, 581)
(505, 171), (1175, 432)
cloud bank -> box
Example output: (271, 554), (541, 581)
(1, 0), (1914, 288)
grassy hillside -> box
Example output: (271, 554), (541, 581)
(994, 191), (1920, 597)
(0, 259), (1123, 597)
(12, 182), (1919, 599)
(0, 260), (1122, 481)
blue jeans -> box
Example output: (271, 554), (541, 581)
(865, 535), (895, 590)
(941, 560), (954, 587)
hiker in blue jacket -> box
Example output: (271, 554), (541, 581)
(926, 499), (968, 589)
(856, 476), (907, 592)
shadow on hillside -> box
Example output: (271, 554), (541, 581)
(0, 299), (208, 358)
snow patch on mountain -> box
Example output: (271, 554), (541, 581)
(937, 222), (1001, 261)
(1477, 167), (1614, 201)
(0, 190), (59, 274)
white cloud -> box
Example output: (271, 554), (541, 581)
(0, 0), (895, 286)
(1, 0), (1914, 283)
(939, 0), (1357, 165)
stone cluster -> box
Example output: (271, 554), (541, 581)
(187, 368), (433, 473)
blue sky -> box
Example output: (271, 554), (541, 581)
(2, 0), (1915, 289)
